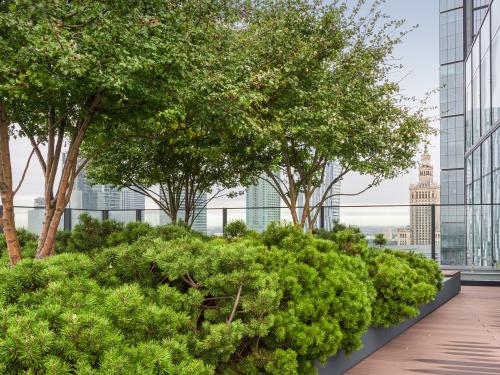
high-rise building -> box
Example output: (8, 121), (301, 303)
(439, 0), (492, 265)
(463, 0), (500, 266)
(68, 154), (145, 221)
(410, 150), (441, 247)
(298, 161), (342, 231)
(246, 174), (281, 232)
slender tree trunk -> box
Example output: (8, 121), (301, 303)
(36, 206), (64, 259)
(34, 89), (102, 258)
(0, 106), (22, 265)
(1, 191), (21, 265)
(35, 148), (77, 258)
(36, 205), (55, 254)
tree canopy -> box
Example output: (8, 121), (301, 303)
(237, 0), (434, 229)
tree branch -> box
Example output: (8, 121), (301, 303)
(226, 282), (243, 324)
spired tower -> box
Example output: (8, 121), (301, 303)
(410, 148), (440, 247)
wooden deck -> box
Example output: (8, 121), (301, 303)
(347, 286), (500, 375)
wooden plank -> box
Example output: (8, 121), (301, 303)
(347, 286), (500, 374)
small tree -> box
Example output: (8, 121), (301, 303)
(0, 1), (191, 258)
(374, 233), (387, 248)
(240, 0), (434, 230)
(85, 1), (268, 227)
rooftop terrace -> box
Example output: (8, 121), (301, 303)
(348, 286), (500, 375)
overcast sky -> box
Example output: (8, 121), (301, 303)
(10, 0), (440, 228)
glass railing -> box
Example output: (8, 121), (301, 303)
(7, 203), (500, 269)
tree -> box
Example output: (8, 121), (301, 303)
(374, 233), (387, 248)
(240, 0), (434, 230)
(85, 1), (269, 227)
(0, 0), (190, 258)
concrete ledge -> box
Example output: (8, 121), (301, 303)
(316, 271), (461, 375)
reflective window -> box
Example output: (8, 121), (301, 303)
(440, 63), (464, 117)
(483, 174), (492, 203)
(467, 155), (473, 185)
(466, 56), (473, 148)
(482, 204), (492, 264)
(474, 8), (489, 36)
(473, 67), (481, 141)
(481, 11), (491, 58)
(474, 147), (482, 182)
(494, 204), (500, 261)
(474, 0), (490, 7)
(441, 0), (463, 12)
(493, 33), (500, 125)
(481, 54), (492, 133)
(440, 9), (464, 64)
(494, 129), (500, 170)
(441, 116), (465, 169)
(493, 0), (500, 38)
(466, 83), (473, 148)
(482, 137), (492, 177)
(494, 169), (500, 203)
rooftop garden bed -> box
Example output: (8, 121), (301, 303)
(0, 218), (442, 374)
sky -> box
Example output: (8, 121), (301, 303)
(10, 0), (441, 228)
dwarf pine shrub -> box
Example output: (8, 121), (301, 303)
(0, 222), (442, 374)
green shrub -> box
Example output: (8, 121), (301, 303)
(154, 224), (205, 241)
(261, 222), (307, 249)
(0, 221), (443, 374)
(106, 221), (154, 247)
(362, 248), (441, 327)
(67, 214), (123, 253)
(223, 220), (249, 239)
(55, 230), (72, 254)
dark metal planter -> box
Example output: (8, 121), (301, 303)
(316, 271), (461, 375)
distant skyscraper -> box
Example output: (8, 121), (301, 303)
(246, 174), (281, 232)
(439, 0), (492, 265)
(410, 150), (440, 247)
(67, 153), (145, 219)
(298, 161), (342, 231)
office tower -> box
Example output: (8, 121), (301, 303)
(67, 154), (145, 218)
(298, 161), (342, 231)
(246, 174), (281, 232)
(410, 150), (441, 246)
(464, 0), (500, 266)
(439, 0), (491, 265)
(158, 191), (207, 234)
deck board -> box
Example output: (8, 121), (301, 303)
(347, 286), (500, 375)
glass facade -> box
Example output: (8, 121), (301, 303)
(440, 3), (467, 265)
(464, 0), (500, 267)
(440, 0), (493, 265)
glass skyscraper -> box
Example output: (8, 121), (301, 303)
(439, 0), (491, 265)
(246, 174), (281, 232)
(464, 0), (500, 267)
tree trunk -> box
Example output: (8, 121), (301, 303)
(1, 191), (22, 265)
(35, 205), (55, 254)
(36, 206), (64, 259)
(0, 106), (22, 265)
(33, 90), (102, 258)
